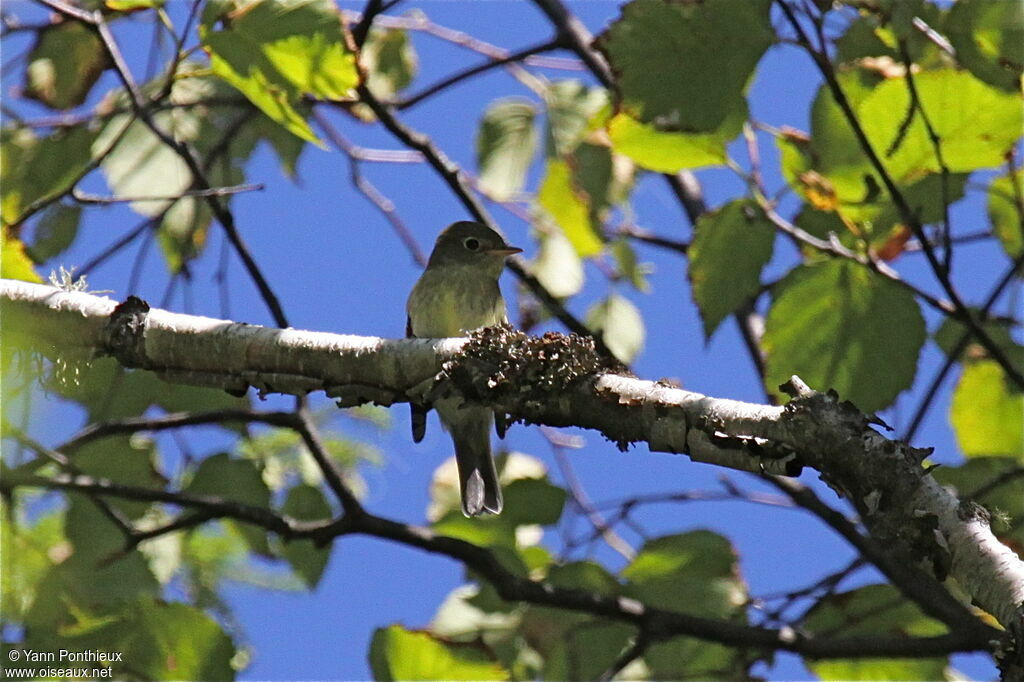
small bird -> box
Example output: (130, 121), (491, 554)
(406, 221), (522, 516)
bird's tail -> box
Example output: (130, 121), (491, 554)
(450, 409), (503, 516)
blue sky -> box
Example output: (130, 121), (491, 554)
(2, 0), (1008, 679)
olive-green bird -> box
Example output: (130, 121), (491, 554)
(406, 221), (521, 516)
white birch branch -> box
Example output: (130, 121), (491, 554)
(2, 278), (1021, 636)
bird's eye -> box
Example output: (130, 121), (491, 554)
(463, 237), (480, 251)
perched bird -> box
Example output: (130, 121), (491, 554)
(406, 221), (521, 516)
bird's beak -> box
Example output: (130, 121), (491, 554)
(488, 246), (523, 256)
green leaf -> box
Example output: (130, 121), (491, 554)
(1, 506), (63, 622)
(803, 584), (947, 681)
(185, 453), (272, 555)
(988, 170), (1023, 258)
(25, 19), (108, 110)
(932, 315), (1024, 372)
(622, 531), (748, 679)
(950, 360), (1024, 458)
(500, 478), (566, 527)
(763, 260), (926, 412)
(945, 0), (1024, 93)
(476, 99), (537, 201)
(369, 625), (509, 681)
(27, 203), (81, 262)
(74, 435), (165, 519)
(2, 126), (96, 225)
(544, 80), (609, 158)
(688, 200), (775, 338)
(537, 158), (603, 257)
(859, 70), (1023, 181)
(607, 104), (745, 172)
(596, 0), (772, 133)
(430, 584), (521, 643)
(363, 28), (417, 100)
(586, 293), (645, 365)
(2, 231), (43, 283)
(202, 0), (358, 145)
(116, 598), (236, 680)
(281, 484), (333, 589)
(529, 227), (584, 299)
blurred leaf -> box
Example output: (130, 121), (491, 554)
(611, 239), (649, 293)
(500, 478), (566, 527)
(688, 200), (775, 339)
(933, 316), (1024, 371)
(2, 126), (96, 225)
(544, 80), (608, 157)
(596, 0), (772, 133)
(932, 456), (1024, 544)
(1, 506), (64, 622)
(607, 104), (745, 172)
(476, 99), (537, 201)
(74, 435), (165, 519)
(2, 230), (43, 283)
(763, 260), (926, 412)
(370, 625), (509, 681)
(950, 360), (1024, 458)
(945, 0), (1024, 92)
(25, 19), (108, 110)
(27, 203), (81, 263)
(94, 113), (192, 217)
(281, 484), (333, 589)
(115, 599), (236, 680)
(49, 358), (160, 420)
(185, 453), (272, 555)
(537, 158), (603, 257)
(363, 28), (417, 100)
(430, 584), (520, 642)
(586, 293), (645, 365)
(432, 509), (517, 549)
(106, 0), (166, 9)
(835, 16), (898, 64)
(530, 227), (584, 299)
(571, 141), (614, 214)
(201, 0), (358, 144)
(519, 562), (631, 681)
(988, 170), (1024, 258)
(622, 531), (748, 679)
(803, 584), (947, 681)
(859, 70), (1022, 181)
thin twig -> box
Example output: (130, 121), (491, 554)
(72, 183), (264, 205)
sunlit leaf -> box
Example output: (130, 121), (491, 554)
(2, 230), (43, 283)
(476, 99), (537, 201)
(688, 200), (775, 338)
(950, 360), (1024, 458)
(859, 70), (1022, 181)
(25, 19), (108, 110)
(185, 453), (272, 555)
(763, 260), (925, 412)
(369, 625), (509, 681)
(988, 170), (1023, 258)
(596, 0), (772, 132)
(537, 159), (602, 257)
(529, 227), (584, 299)
(2, 126), (96, 225)
(202, 0), (359, 145)
(1, 506), (64, 622)
(607, 105), (745, 172)
(586, 293), (645, 364)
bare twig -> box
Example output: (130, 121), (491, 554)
(72, 183), (264, 205)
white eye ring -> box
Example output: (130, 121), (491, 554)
(463, 237), (481, 251)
